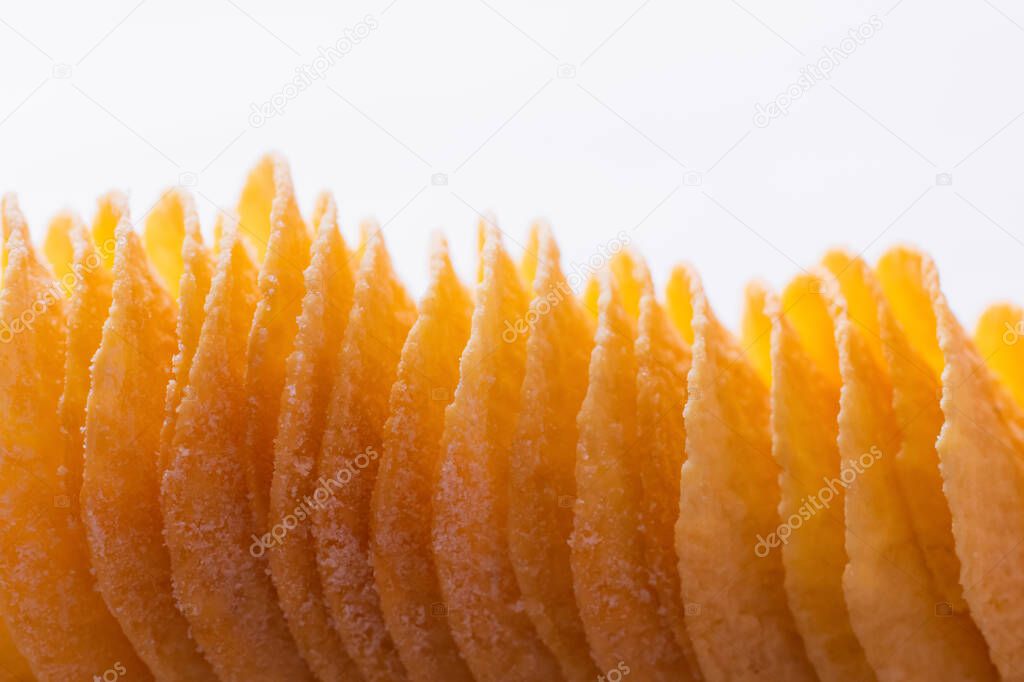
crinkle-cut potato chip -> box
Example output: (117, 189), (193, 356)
(635, 267), (702, 676)
(57, 209), (116, 517)
(767, 271), (875, 682)
(740, 281), (772, 388)
(371, 235), (475, 682)
(236, 153), (290, 259)
(506, 228), (597, 682)
(0, 200), (150, 680)
(243, 160), (311, 533)
(82, 221), (216, 681)
(269, 194), (362, 682)
(676, 273), (815, 682)
(665, 266), (695, 345)
(162, 217), (313, 681)
(518, 221), (540, 294)
(974, 301), (1024, 409)
(0, 627), (31, 682)
(927, 258), (1024, 680)
(91, 191), (128, 270)
(0, 195), (13, 283)
(572, 269), (691, 681)
(433, 227), (563, 682)
(876, 247), (972, 613)
(158, 213), (212, 481)
(314, 232), (415, 682)
(0, 204), (48, 682)
(43, 212), (76, 281)
(822, 250), (996, 682)
(143, 188), (196, 298)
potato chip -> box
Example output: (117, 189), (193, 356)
(158, 208), (211, 480)
(507, 228), (597, 682)
(43, 212), (76, 281)
(741, 281), (772, 388)
(162, 217), (312, 680)
(973, 301), (1024, 409)
(0, 204), (57, 681)
(0, 197), (11, 283)
(518, 221), (541, 294)
(876, 247), (973, 612)
(243, 161), (311, 532)
(767, 271), (874, 681)
(665, 266), (695, 345)
(927, 256), (1024, 679)
(371, 234), (475, 682)
(676, 270), (815, 681)
(236, 154), (286, 260)
(268, 193), (362, 681)
(433, 226), (563, 681)
(58, 204), (117, 516)
(572, 268), (691, 680)
(0, 197), (149, 679)
(313, 232), (416, 681)
(91, 191), (128, 270)
(82, 219), (215, 680)
(823, 250), (996, 681)
(143, 188), (195, 297)
(0, 627), (31, 682)
(635, 267), (702, 676)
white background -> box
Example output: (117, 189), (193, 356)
(1, 0), (1022, 326)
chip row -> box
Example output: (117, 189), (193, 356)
(0, 155), (1021, 682)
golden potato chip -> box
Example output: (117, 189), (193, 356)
(57, 207), (116, 515)
(0, 628), (31, 682)
(162, 217), (312, 680)
(676, 271), (815, 681)
(0, 198), (148, 679)
(243, 161), (311, 532)
(974, 301), (1024, 409)
(823, 250), (996, 681)
(91, 191), (128, 270)
(507, 228), (597, 682)
(236, 154), (285, 260)
(433, 226), (563, 681)
(928, 257), (1024, 679)
(313, 232), (415, 681)
(876, 247), (972, 612)
(371, 234), (474, 682)
(143, 188), (195, 297)
(635, 267), (701, 676)
(0, 203), (55, 681)
(43, 212), (76, 281)
(741, 281), (772, 388)
(572, 269), (690, 680)
(0, 196), (11, 282)
(665, 266), (695, 345)
(475, 218), (486, 284)
(82, 220), (215, 680)
(268, 194), (361, 681)
(158, 214), (212, 480)
(518, 221), (541, 294)
(767, 271), (874, 681)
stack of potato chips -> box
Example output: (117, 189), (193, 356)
(0, 154), (1021, 682)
